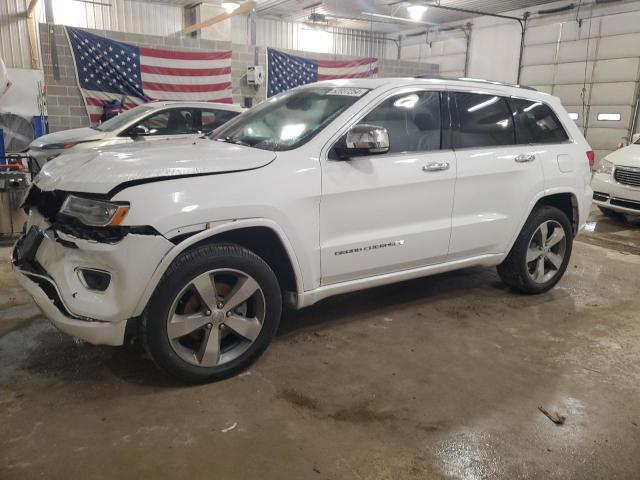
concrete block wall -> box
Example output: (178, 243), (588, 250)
(40, 23), (438, 132)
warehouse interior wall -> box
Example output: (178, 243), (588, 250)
(397, 0), (640, 159)
(38, 23), (438, 132)
(3, 0), (640, 156)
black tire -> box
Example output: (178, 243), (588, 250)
(143, 243), (281, 384)
(598, 206), (624, 219)
(497, 205), (573, 294)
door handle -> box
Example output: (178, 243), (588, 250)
(423, 162), (450, 172)
(515, 154), (536, 163)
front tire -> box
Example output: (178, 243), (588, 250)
(143, 243), (282, 383)
(497, 205), (573, 294)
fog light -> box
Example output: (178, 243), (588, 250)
(76, 268), (111, 291)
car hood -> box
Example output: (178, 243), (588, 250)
(605, 144), (640, 168)
(34, 138), (276, 194)
(29, 127), (107, 148)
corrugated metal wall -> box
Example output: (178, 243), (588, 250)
(233, 17), (388, 59)
(46, 0), (183, 37)
(0, 0), (32, 69)
(520, 8), (640, 160)
(401, 30), (468, 77)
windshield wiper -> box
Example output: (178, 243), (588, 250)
(219, 136), (251, 147)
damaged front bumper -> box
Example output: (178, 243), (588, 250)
(12, 209), (174, 346)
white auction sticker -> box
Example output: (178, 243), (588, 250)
(326, 87), (369, 97)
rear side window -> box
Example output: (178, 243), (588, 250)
(359, 91), (441, 154)
(511, 98), (569, 144)
(452, 93), (515, 148)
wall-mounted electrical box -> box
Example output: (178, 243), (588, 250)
(247, 66), (265, 85)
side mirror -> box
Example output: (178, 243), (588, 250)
(129, 125), (149, 137)
(334, 124), (390, 159)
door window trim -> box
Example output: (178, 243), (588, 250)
(324, 86), (451, 160)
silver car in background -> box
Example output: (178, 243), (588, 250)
(28, 101), (243, 167)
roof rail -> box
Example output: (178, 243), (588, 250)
(415, 74), (537, 91)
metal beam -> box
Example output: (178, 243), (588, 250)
(26, 0), (39, 16)
(182, 1), (254, 35)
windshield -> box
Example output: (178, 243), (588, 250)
(211, 87), (369, 151)
(93, 104), (155, 132)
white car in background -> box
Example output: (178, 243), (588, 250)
(28, 101), (243, 167)
(13, 78), (593, 383)
(592, 138), (640, 217)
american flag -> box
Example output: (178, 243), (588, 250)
(66, 27), (233, 125)
(267, 48), (378, 97)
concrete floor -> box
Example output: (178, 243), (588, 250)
(1, 208), (639, 479)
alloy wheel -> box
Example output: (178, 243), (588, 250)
(526, 220), (567, 284)
(166, 269), (266, 367)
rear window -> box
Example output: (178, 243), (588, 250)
(452, 92), (515, 149)
(511, 98), (569, 144)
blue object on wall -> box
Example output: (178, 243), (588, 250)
(32, 116), (48, 138)
(0, 129), (5, 161)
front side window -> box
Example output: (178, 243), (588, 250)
(132, 108), (195, 136)
(453, 92), (515, 149)
(211, 87), (367, 151)
(199, 109), (240, 132)
(511, 98), (569, 144)
(358, 91), (441, 154)
(94, 104), (155, 132)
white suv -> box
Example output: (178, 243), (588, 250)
(13, 78), (593, 383)
(28, 101), (243, 167)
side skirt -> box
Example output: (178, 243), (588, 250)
(288, 253), (505, 309)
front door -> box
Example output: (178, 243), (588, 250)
(130, 107), (199, 143)
(320, 89), (456, 285)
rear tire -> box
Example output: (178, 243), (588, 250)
(497, 205), (573, 294)
(143, 243), (281, 384)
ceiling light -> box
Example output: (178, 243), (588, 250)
(221, 2), (240, 13)
(407, 4), (428, 20)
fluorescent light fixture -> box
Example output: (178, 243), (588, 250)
(361, 11), (438, 26)
(407, 4), (428, 20)
(468, 96), (498, 113)
(568, 112), (578, 120)
(394, 94), (419, 109)
(221, 2), (240, 13)
(597, 113), (621, 121)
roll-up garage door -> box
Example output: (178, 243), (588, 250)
(520, 9), (640, 161)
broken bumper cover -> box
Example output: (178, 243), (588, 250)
(13, 266), (128, 345)
(12, 210), (174, 346)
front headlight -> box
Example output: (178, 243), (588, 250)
(59, 195), (129, 227)
(42, 143), (77, 150)
(596, 158), (614, 175)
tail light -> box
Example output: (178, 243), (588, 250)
(586, 150), (595, 168)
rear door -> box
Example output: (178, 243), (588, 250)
(448, 91), (546, 259)
(320, 88), (456, 285)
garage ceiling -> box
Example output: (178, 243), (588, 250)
(137, 1), (568, 33)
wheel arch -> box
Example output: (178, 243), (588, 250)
(132, 219), (304, 317)
(504, 189), (580, 259)
(533, 191), (579, 236)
